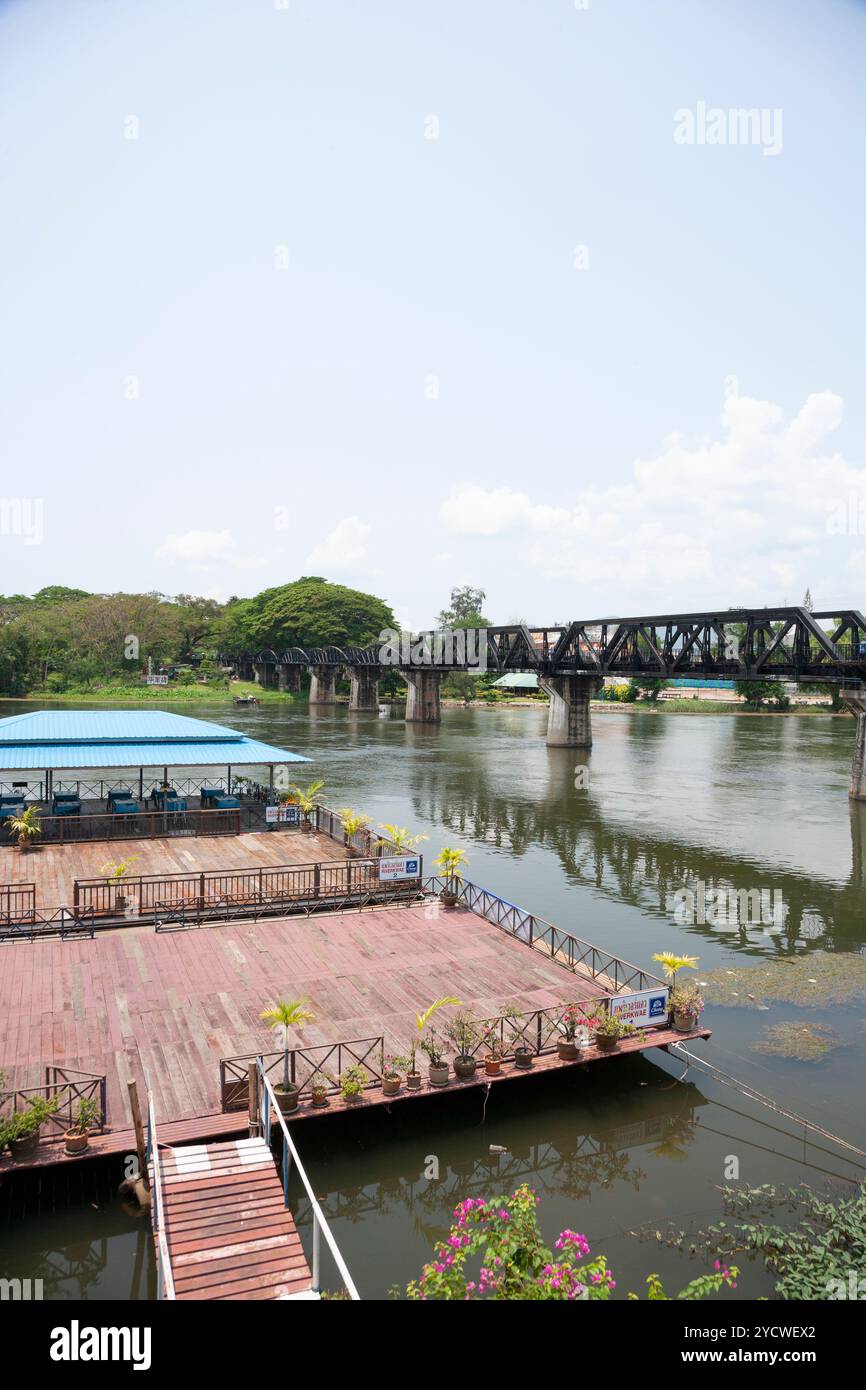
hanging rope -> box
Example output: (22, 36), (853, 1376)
(668, 1042), (866, 1163)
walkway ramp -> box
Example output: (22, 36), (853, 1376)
(154, 1136), (314, 1300)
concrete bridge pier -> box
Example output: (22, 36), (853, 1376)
(278, 667), (302, 694)
(842, 691), (866, 800)
(540, 675), (604, 747)
(401, 670), (443, 723)
(349, 668), (380, 711)
(309, 665), (337, 705)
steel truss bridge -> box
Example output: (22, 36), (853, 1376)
(228, 607), (866, 684)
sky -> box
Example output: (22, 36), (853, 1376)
(1, 0), (865, 629)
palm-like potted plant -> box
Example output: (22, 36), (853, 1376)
(64, 1096), (101, 1155)
(651, 952), (698, 1029)
(260, 998), (316, 1112)
(99, 855), (140, 914)
(433, 847), (468, 907)
(415, 997), (460, 1087)
(444, 1011), (478, 1079)
(337, 807), (369, 847)
(377, 824), (428, 855)
(6, 804), (42, 853)
(289, 780), (326, 832)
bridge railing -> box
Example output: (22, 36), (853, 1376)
(256, 1061), (360, 1299)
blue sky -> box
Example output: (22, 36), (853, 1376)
(1, 0), (865, 627)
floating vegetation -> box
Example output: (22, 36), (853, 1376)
(700, 952), (866, 1009)
(753, 1021), (845, 1063)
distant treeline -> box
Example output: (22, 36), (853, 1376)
(0, 578), (395, 696)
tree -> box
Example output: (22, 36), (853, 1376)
(437, 586), (491, 630)
(802, 588), (814, 612)
(629, 677), (667, 702)
(220, 578), (394, 651)
(734, 679), (786, 708)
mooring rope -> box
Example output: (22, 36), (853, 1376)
(668, 1042), (866, 1163)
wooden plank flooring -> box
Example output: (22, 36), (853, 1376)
(0, 829), (349, 908)
(154, 1137), (312, 1300)
(0, 901), (608, 1130)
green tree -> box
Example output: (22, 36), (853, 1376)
(437, 585), (491, 629)
(629, 677), (667, 702)
(223, 577), (394, 651)
(735, 679), (786, 708)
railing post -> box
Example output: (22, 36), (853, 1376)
(248, 1062), (259, 1137)
(312, 1220), (321, 1293)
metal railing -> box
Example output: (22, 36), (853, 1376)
(220, 1036), (385, 1110)
(145, 1088), (176, 1302)
(423, 875), (666, 993)
(29, 807), (242, 846)
(0, 1067), (106, 1139)
(0, 907), (95, 942)
(152, 876), (425, 931)
(255, 1060), (360, 1299)
(0, 883), (36, 923)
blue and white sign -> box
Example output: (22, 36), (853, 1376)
(265, 803), (300, 824)
(608, 988), (670, 1029)
(378, 855), (421, 882)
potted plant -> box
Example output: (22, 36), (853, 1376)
(289, 780), (326, 831)
(6, 804), (42, 853)
(433, 847), (468, 907)
(259, 997), (316, 1113)
(651, 951), (698, 1020)
(380, 1052), (408, 1097)
(99, 855), (140, 914)
(670, 982), (704, 1033)
(591, 1010), (636, 1053)
(556, 1003), (589, 1062)
(376, 824), (428, 855)
(337, 807), (369, 847)
(414, 997), (460, 1087)
(445, 1011), (478, 1079)
(339, 1064), (368, 1102)
(480, 1023), (504, 1076)
(64, 1096), (101, 1155)
(5, 1095), (61, 1159)
(309, 1070), (335, 1108)
(406, 1037), (422, 1091)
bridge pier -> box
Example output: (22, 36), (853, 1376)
(541, 675), (604, 747)
(349, 669), (380, 711)
(278, 667), (301, 694)
(309, 665), (337, 705)
(843, 691), (866, 800)
(401, 670), (443, 723)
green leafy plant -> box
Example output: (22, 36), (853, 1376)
(670, 981), (704, 1022)
(289, 780), (326, 824)
(591, 1010), (637, 1040)
(99, 855), (140, 880)
(558, 1003), (595, 1042)
(67, 1096), (100, 1137)
(260, 998), (316, 1092)
(337, 808), (369, 837)
(4, 1094), (61, 1141)
(433, 847), (468, 886)
(651, 952), (698, 982)
(380, 1052), (409, 1081)
(339, 1064), (368, 1100)
(444, 1011), (478, 1059)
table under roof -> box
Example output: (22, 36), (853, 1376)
(0, 709), (310, 773)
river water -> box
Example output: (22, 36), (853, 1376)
(3, 698), (865, 1299)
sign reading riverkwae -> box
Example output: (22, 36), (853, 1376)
(608, 988), (670, 1028)
(378, 855), (421, 882)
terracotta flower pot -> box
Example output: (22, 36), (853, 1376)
(556, 1039), (578, 1062)
(428, 1064), (450, 1088)
(673, 1009), (696, 1033)
(594, 1031), (617, 1053)
(382, 1075), (401, 1096)
(64, 1130), (90, 1156)
(484, 1057), (501, 1077)
(453, 1056), (477, 1080)
(310, 1089), (329, 1108)
(406, 1071), (423, 1091)
(275, 1084), (300, 1114)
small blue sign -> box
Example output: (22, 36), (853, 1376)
(648, 994), (667, 1018)
(406, 858), (419, 874)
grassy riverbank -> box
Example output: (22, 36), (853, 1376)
(4, 680), (298, 705)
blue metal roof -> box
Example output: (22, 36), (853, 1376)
(0, 710), (311, 771)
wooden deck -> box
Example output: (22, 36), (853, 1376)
(154, 1137), (313, 1300)
(0, 900), (608, 1132)
(0, 829), (350, 909)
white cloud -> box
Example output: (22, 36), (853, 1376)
(304, 516), (370, 572)
(156, 529), (264, 573)
(438, 389), (866, 607)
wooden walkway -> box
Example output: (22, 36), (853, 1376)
(154, 1136), (314, 1300)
